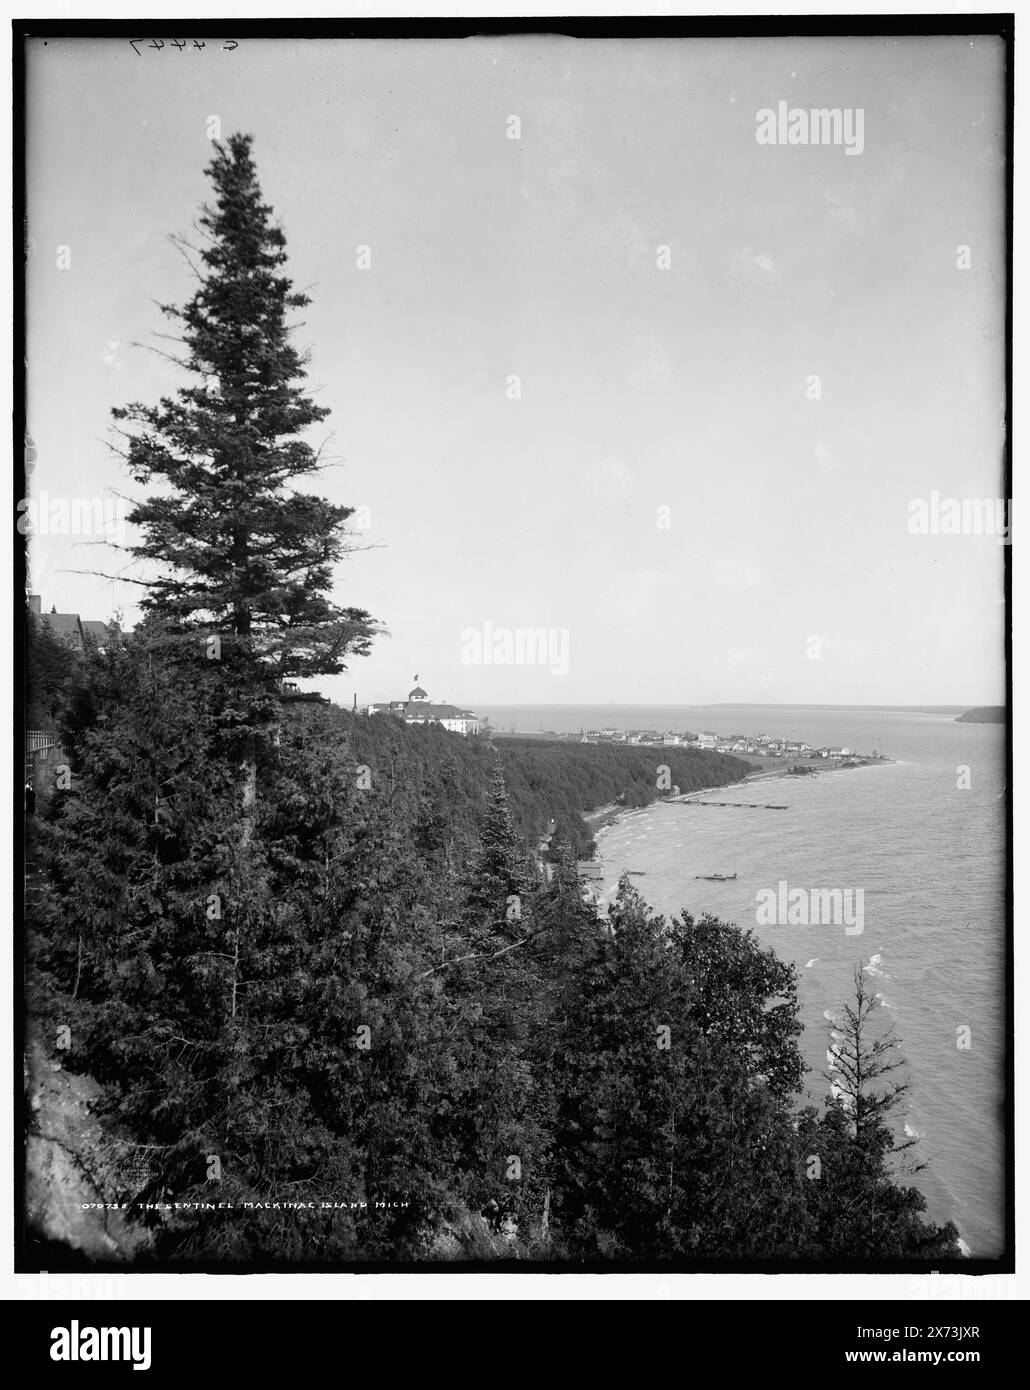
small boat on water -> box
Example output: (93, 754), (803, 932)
(695, 872), (738, 881)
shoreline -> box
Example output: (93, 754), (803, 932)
(586, 756), (891, 854)
(578, 755), (980, 1258)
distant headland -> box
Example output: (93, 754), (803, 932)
(956, 706), (1005, 723)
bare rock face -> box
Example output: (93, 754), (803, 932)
(24, 1037), (153, 1264)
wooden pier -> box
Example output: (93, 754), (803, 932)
(679, 800), (789, 810)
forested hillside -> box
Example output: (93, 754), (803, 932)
(955, 706), (1005, 724)
(25, 628), (959, 1266)
(495, 737), (749, 858)
(317, 712), (749, 861)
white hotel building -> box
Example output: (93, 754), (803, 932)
(366, 683), (481, 736)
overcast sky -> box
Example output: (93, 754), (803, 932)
(25, 33), (1007, 706)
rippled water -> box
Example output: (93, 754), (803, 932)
(483, 704), (1007, 1256)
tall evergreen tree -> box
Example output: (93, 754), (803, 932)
(110, 132), (379, 1017)
(797, 970), (961, 1259)
(113, 133), (376, 680)
(826, 968), (912, 1145)
(460, 762), (532, 935)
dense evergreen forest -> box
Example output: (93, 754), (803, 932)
(25, 620), (960, 1265)
(23, 133), (960, 1267)
(337, 717), (750, 861)
(494, 736), (750, 858)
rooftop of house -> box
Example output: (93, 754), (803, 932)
(39, 611), (83, 644)
(405, 702), (477, 721)
(30, 596), (112, 650)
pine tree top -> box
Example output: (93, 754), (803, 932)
(111, 133), (378, 678)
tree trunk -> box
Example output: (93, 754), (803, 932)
(239, 753), (257, 850)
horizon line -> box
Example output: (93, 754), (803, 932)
(449, 701), (997, 710)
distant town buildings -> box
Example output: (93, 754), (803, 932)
(366, 678), (481, 736)
(563, 724), (868, 762)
